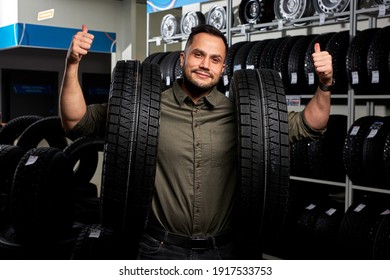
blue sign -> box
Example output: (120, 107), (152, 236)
(0, 23), (116, 53)
(147, 0), (209, 13)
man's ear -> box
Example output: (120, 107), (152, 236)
(179, 51), (185, 67)
(221, 64), (226, 76)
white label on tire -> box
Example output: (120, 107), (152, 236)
(352, 71), (359, 84)
(367, 129), (378, 138)
(354, 203), (366, 212)
(326, 208), (337, 216)
(246, 65), (255, 70)
(381, 209), (390, 215)
(234, 65), (241, 72)
(291, 72), (298, 84)
(306, 204), (316, 210)
(350, 126), (360, 136)
(371, 70), (379, 83)
(378, 5), (386, 17)
(89, 228), (101, 238)
(26, 155), (39, 166)
(308, 72), (314, 85)
(223, 75), (229, 86)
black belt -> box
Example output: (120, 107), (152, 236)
(145, 226), (232, 250)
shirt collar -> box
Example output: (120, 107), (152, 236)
(172, 79), (220, 108)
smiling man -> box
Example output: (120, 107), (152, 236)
(59, 24), (333, 260)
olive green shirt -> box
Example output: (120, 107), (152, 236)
(69, 80), (324, 237)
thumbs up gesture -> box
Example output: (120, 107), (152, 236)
(312, 43), (333, 87)
(67, 24), (95, 65)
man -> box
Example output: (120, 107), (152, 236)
(60, 24), (333, 260)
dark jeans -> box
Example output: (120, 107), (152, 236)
(137, 234), (236, 260)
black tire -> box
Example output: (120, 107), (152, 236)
(71, 223), (122, 260)
(159, 51), (181, 90)
(312, 198), (345, 259)
(373, 213), (390, 259)
(232, 41), (257, 71)
(0, 224), (81, 260)
(362, 116), (390, 188)
(63, 136), (104, 186)
(290, 138), (312, 178)
(101, 60), (161, 259)
(230, 68), (289, 259)
(10, 147), (75, 244)
(273, 35), (304, 95)
(288, 35), (318, 95)
(258, 37), (286, 70)
(0, 145), (26, 230)
(0, 115), (42, 145)
(367, 26), (390, 94)
(337, 195), (389, 259)
(245, 39), (272, 69)
(225, 41), (248, 84)
(16, 116), (70, 150)
(307, 114), (348, 182)
(343, 115), (382, 186)
(346, 28), (380, 95)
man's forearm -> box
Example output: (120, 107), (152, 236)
(303, 87), (331, 131)
(59, 62), (87, 131)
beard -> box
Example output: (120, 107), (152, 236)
(182, 68), (219, 96)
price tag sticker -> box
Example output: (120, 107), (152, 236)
(378, 4), (386, 17)
(306, 204), (317, 210)
(308, 72), (315, 85)
(291, 72), (298, 84)
(278, 19), (283, 30)
(371, 70), (379, 83)
(352, 71), (359, 84)
(354, 203), (366, 212)
(223, 75), (229, 86)
(26, 155), (39, 166)
(319, 13), (326, 25)
(155, 37), (161, 46)
(326, 208), (337, 216)
(246, 64), (255, 70)
(89, 228), (101, 238)
(350, 126), (360, 136)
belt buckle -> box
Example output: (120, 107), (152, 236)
(191, 237), (210, 251)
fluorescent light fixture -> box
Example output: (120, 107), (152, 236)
(37, 9), (55, 21)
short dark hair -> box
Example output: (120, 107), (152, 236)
(184, 24), (228, 58)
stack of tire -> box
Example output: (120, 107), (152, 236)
(0, 115), (102, 259)
(290, 114), (348, 182)
(343, 115), (390, 189)
(149, 24), (390, 98)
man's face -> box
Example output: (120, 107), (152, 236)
(180, 32), (226, 94)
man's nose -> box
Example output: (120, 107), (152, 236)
(200, 58), (210, 69)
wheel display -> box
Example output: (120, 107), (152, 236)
(313, 0), (350, 14)
(180, 11), (205, 35)
(239, 0), (263, 24)
(160, 14), (180, 39)
(274, 0), (315, 22)
(206, 5), (227, 30)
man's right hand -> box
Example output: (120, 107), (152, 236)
(67, 24), (94, 65)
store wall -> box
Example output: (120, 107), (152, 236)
(0, 0), (150, 122)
